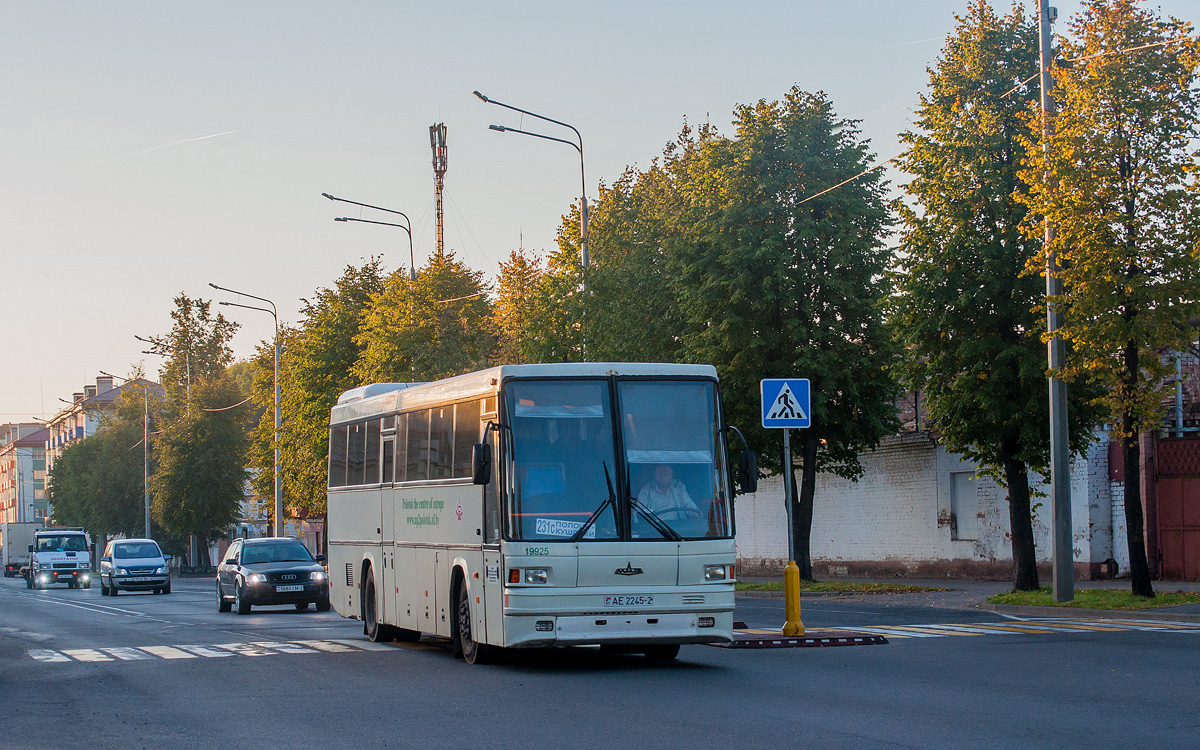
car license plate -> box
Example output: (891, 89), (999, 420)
(128, 577), (152, 582)
(276, 584), (304, 592)
(604, 595), (653, 607)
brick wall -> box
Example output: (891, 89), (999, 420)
(735, 428), (1115, 580)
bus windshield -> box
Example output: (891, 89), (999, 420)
(620, 380), (732, 540)
(504, 378), (732, 541)
(505, 380), (620, 541)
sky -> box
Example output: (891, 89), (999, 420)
(2, 0), (1196, 419)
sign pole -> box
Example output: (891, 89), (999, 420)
(782, 428), (804, 636)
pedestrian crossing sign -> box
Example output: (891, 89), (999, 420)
(761, 379), (810, 428)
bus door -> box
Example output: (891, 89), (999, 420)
(482, 413), (503, 645)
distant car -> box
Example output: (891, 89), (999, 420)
(216, 537), (329, 615)
(100, 539), (172, 596)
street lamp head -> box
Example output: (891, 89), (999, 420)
(335, 217), (348, 222)
(488, 124), (507, 132)
(473, 90), (489, 103)
(321, 192), (337, 201)
(207, 282), (219, 290)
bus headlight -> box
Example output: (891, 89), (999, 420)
(703, 565), (727, 581)
(523, 569), (548, 584)
(78, 562), (90, 569)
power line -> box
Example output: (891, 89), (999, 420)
(796, 157), (897, 207)
(1064, 31), (1200, 64)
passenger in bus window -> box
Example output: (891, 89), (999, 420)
(636, 465), (701, 520)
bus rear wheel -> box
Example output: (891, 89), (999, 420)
(456, 583), (495, 665)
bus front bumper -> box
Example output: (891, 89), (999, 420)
(501, 587), (734, 648)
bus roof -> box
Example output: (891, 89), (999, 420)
(329, 362), (719, 425)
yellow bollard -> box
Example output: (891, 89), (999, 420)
(782, 560), (805, 636)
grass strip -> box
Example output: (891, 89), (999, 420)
(735, 580), (949, 594)
(988, 587), (1200, 610)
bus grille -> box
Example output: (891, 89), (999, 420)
(52, 563), (76, 569)
(682, 595), (705, 604)
(345, 562), (354, 588)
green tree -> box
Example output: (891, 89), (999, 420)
(1020, 0), (1200, 596)
(893, 1), (1102, 590)
(246, 257), (386, 517)
(353, 251), (495, 383)
(662, 89), (899, 578)
(150, 375), (251, 548)
(143, 294), (239, 403)
(493, 248), (544, 365)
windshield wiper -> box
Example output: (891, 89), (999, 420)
(570, 461), (617, 542)
(629, 497), (683, 541)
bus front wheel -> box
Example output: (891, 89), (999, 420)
(364, 578), (394, 642)
(456, 583), (495, 665)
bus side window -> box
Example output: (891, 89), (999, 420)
(381, 435), (394, 484)
(430, 407), (453, 479)
(365, 419), (381, 484)
(407, 410), (430, 481)
(348, 423), (366, 485)
(453, 400), (481, 479)
(329, 425), (348, 487)
(395, 413), (408, 482)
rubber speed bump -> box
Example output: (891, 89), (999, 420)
(708, 623), (887, 649)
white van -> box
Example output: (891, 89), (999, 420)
(100, 538), (172, 595)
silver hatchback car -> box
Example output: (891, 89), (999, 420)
(100, 539), (172, 595)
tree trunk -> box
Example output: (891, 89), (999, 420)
(1123, 422), (1155, 598)
(790, 435), (818, 581)
(1001, 448), (1039, 591)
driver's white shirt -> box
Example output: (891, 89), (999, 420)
(636, 480), (698, 520)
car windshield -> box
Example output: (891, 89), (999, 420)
(241, 540), (314, 564)
(620, 380), (732, 539)
(114, 542), (162, 559)
(37, 535), (87, 552)
(505, 380), (620, 541)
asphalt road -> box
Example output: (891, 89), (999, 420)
(3, 575), (1197, 750)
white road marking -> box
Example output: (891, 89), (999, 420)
(252, 641), (318, 654)
(25, 638), (406, 664)
(61, 649), (113, 662)
(101, 647), (154, 660)
(178, 645), (234, 658)
(331, 638), (393, 651)
(139, 646), (197, 659)
(28, 649), (70, 662)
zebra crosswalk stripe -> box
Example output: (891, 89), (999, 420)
(26, 638), (393, 664)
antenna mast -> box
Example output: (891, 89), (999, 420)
(430, 123), (448, 258)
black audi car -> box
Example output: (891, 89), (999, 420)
(216, 537), (330, 615)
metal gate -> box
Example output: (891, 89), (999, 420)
(1157, 437), (1200, 580)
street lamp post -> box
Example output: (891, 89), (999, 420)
(208, 283), (282, 538)
(473, 90), (589, 268)
(99, 371), (151, 539)
(321, 193), (418, 280)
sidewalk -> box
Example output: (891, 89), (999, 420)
(738, 576), (1200, 620)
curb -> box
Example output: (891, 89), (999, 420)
(983, 602), (1200, 623)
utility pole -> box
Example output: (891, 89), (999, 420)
(430, 123), (448, 259)
(1040, 0), (1074, 602)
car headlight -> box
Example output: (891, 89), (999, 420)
(155, 567), (168, 575)
(523, 568), (548, 584)
(703, 564), (728, 581)
(310, 571), (326, 581)
(117, 568), (130, 576)
(248, 573), (266, 584)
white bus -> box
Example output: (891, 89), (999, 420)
(326, 363), (757, 663)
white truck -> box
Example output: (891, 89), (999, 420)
(1, 521), (44, 578)
(25, 527), (93, 589)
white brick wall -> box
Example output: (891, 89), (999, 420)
(734, 429), (1115, 573)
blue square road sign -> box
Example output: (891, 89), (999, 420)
(761, 379), (811, 428)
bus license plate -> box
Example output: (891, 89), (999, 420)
(604, 595), (653, 607)
(276, 585), (304, 593)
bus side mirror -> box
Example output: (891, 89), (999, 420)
(28, 545), (33, 553)
(472, 443), (492, 485)
(737, 451), (758, 494)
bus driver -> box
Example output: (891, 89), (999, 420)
(637, 464), (701, 521)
